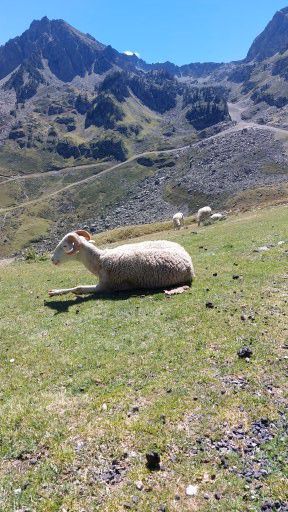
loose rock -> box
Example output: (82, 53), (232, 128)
(146, 451), (161, 471)
(186, 484), (198, 496)
(135, 480), (144, 491)
(255, 246), (269, 252)
(238, 346), (253, 359)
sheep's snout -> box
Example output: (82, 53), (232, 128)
(51, 249), (62, 265)
(51, 256), (60, 266)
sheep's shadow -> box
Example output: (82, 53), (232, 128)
(44, 288), (166, 315)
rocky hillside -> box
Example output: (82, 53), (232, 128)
(211, 7), (288, 127)
(0, 8), (288, 256)
(246, 7), (288, 62)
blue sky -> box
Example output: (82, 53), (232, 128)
(1, 0), (287, 64)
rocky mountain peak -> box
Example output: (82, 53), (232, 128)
(29, 15), (51, 32)
(0, 16), (106, 83)
(246, 6), (288, 61)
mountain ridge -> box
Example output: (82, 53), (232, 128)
(246, 7), (288, 62)
(0, 15), (225, 87)
(1, 5), (288, 87)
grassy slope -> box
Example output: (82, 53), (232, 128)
(0, 90), (188, 180)
(0, 156), (172, 257)
(2, 152), (288, 259)
(0, 141), (71, 177)
(0, 206), (287, 511)
(0, 162), (110, 209)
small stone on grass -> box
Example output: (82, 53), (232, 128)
(135, 480), (144, 491)
(146, 451), (161, 471)
(238, 347), (253, 359)
(186, 484), (198, 496)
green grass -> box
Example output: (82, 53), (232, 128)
(0, 206), (287, 511)
(226, 183), (288, 210)
(0, 163), (110, 209)
(0, 141), (69, 176)
(0, 156), (176, 257)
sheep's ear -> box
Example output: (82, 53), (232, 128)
(65, 234), (81, 255)
(75, 229), (91, 241)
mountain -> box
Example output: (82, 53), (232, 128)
(0, 10), (288, 257)
(0, 17), (105, 82)
(0, 16), (223, 103)
(219, 7), (288, 127)
(246, 7), (288, 62)
(0, 17), (231, 169)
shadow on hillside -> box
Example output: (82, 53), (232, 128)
(44, 288), (167, 314)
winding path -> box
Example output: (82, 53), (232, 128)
(0, 160), (109, 184)
(1, 102), (288, 213)
(228, 102), (288, 136)
(0, 257), (15, 267)
(0, 145), (190, 213)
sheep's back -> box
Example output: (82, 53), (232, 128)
(173, 213), (184, 220)
(100, 240), (194, 290)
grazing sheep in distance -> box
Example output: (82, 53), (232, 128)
(196, 206), (212, 226)
(173, 212), (184, 230)
(49, 230), (195, 297)
(210, 213), (224, 221)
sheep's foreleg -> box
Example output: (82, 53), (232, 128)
(164, 285), (190, 296)
(48, 284), (103, 297)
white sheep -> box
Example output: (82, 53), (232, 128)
(48, 229), (195, 297)
(210, 213), (224, 221)
(196, 206), (212, 226)
(173, 212), (184, 230)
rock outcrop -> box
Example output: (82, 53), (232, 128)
(247, 7), (288, 61)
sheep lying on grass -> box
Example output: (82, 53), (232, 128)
(49, 230), (195, 297)
(173, 212), (184, 230)
(196, 206), (212, 226)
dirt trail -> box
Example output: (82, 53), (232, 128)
(228, 102), (245, 123)
(0, 145), (190, 213)
(228, 102), (288, 136)
(0, 257), (15, 268)
(0, 161), (109, 184)
(1, 102), (288, 213)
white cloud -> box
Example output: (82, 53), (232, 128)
(123, 50), (140, 58)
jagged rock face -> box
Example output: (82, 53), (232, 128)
(129, 71), (180, 113)
(247, 7), (288, 61)
(85, 95), (125, 129)
(136, 60), (223, 78)
(0, 16), (105, 82)
(0, 15), (224, 89)
(179, 62), (223, 77)
(184, 86), (230, 130)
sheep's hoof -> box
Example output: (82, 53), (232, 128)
(48, 290), (57, 297)
(164, 285), (190, 296)
(48, 289), (63, 297)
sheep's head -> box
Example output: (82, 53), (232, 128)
(51, 230), (91, 265)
